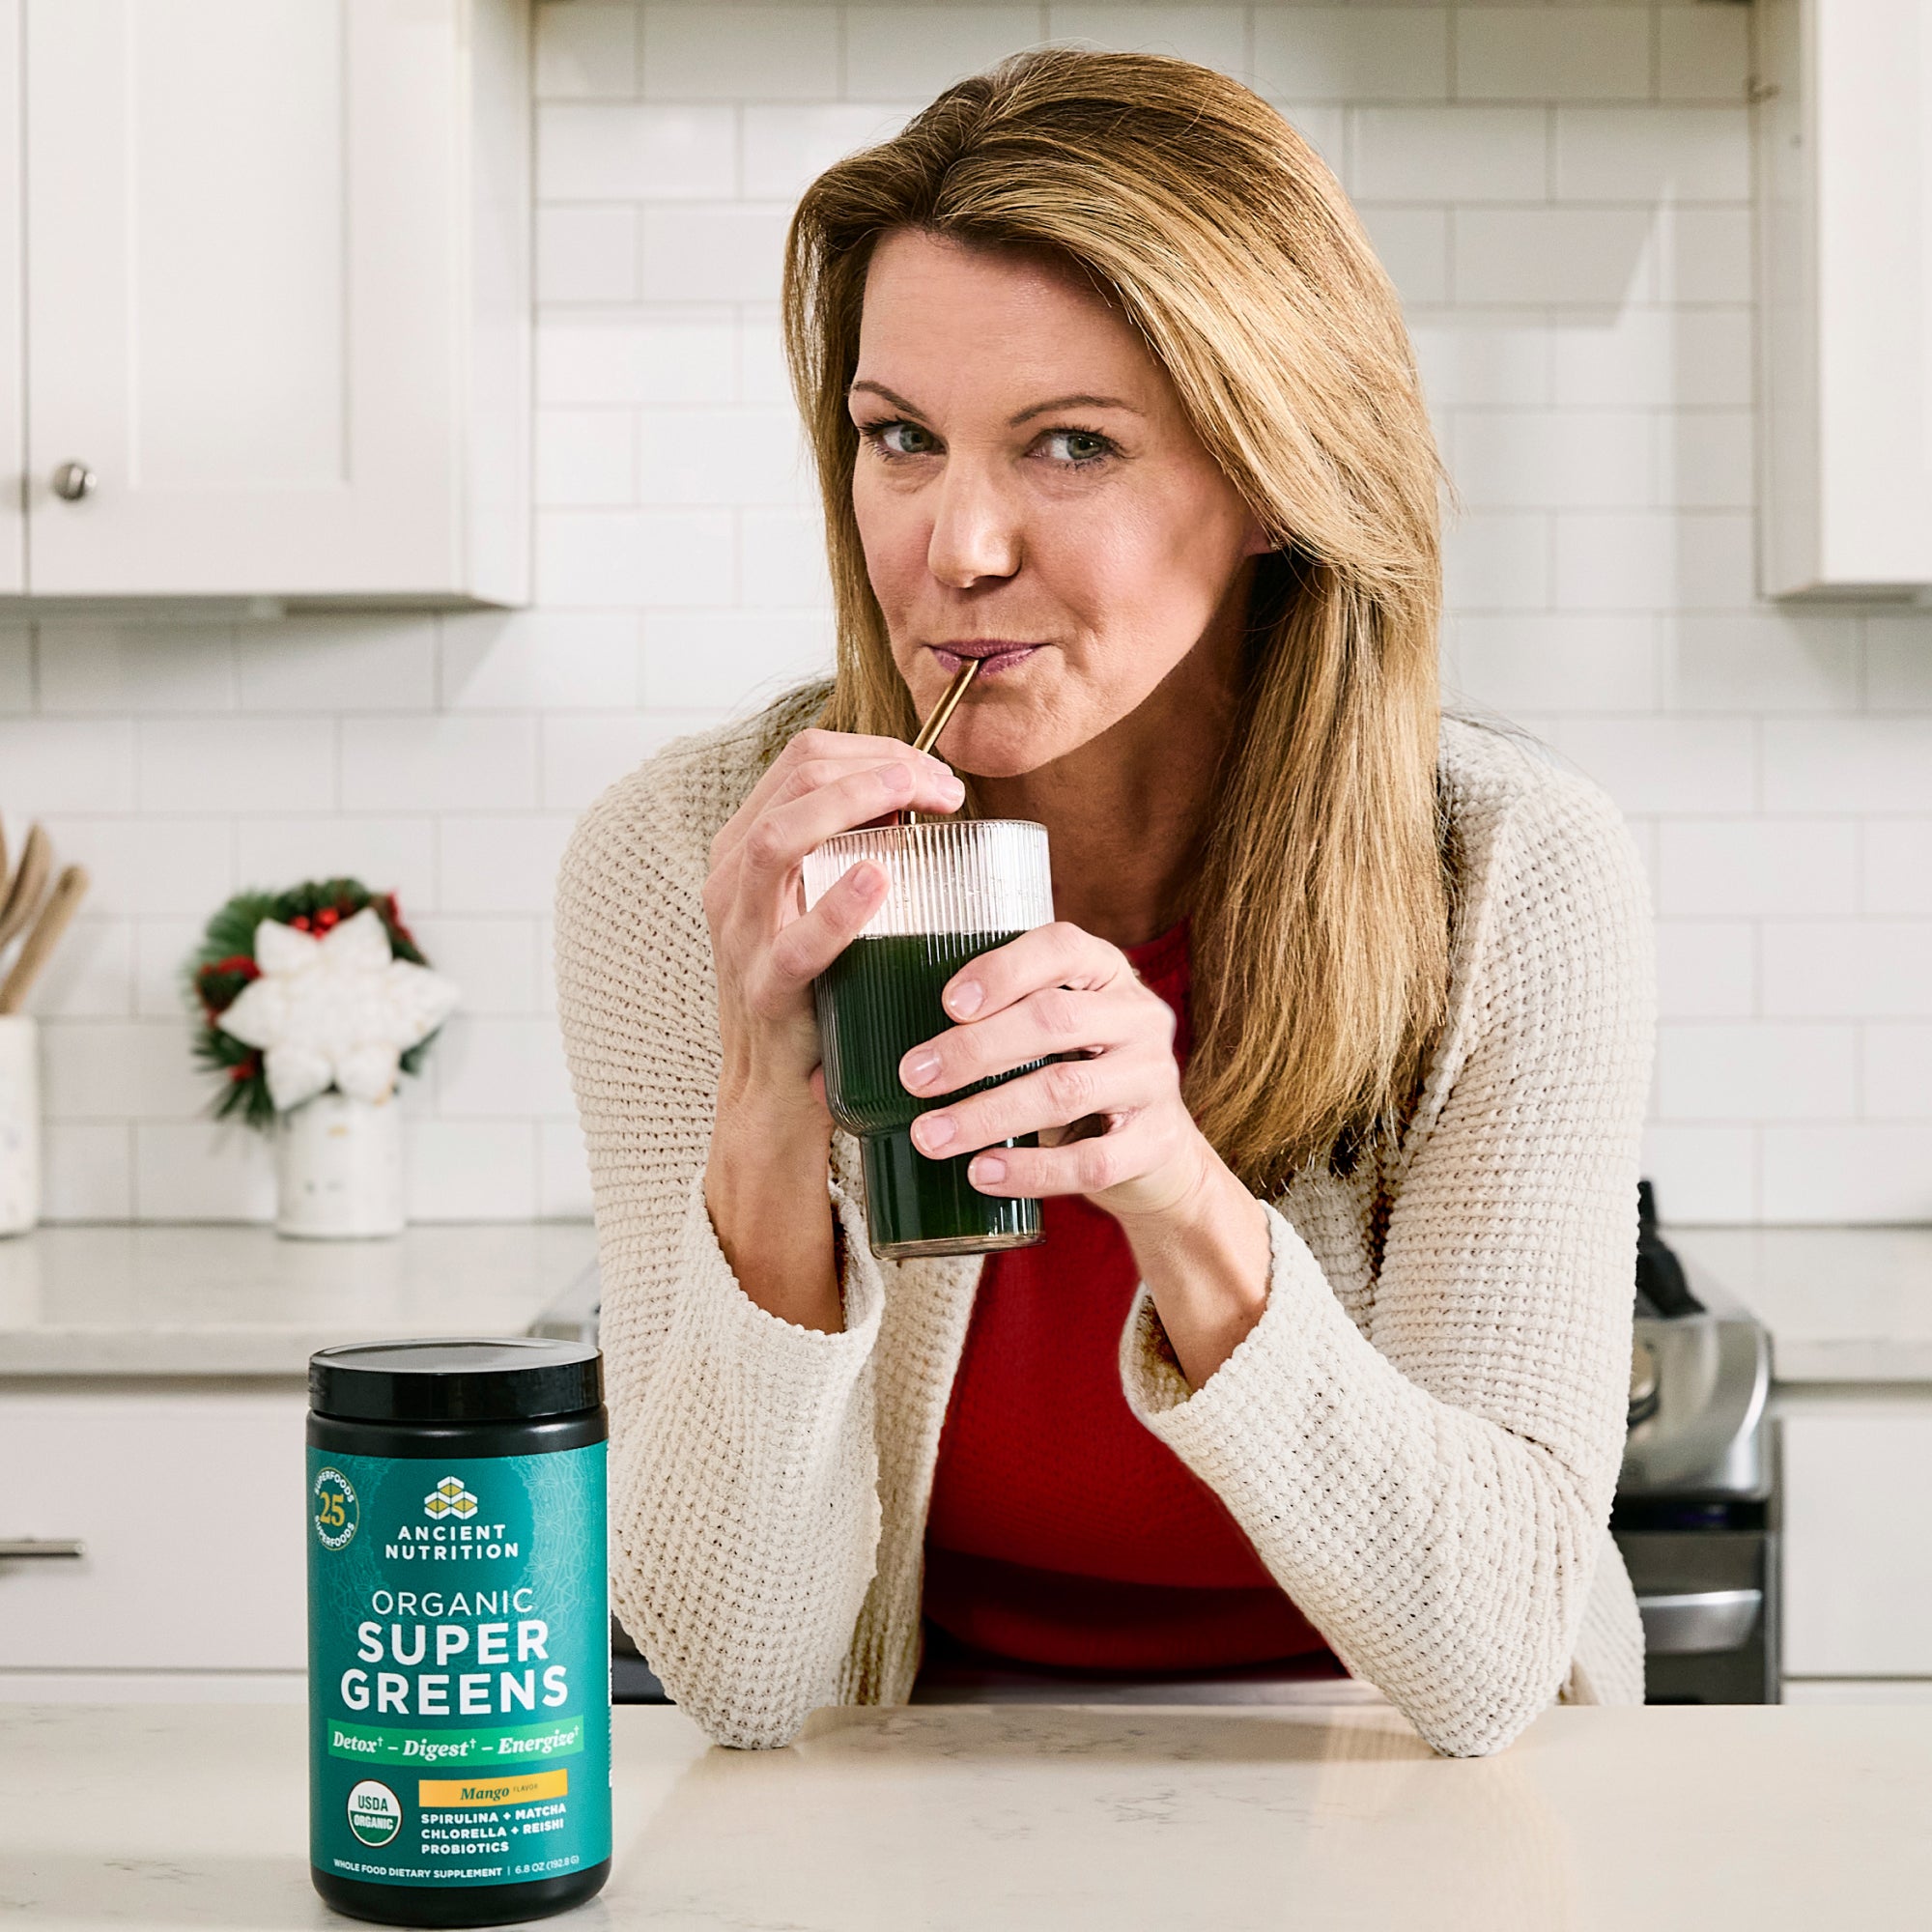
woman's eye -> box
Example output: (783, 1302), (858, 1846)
(1039, 428), (1115, 466)
(867, 419), (938, 458)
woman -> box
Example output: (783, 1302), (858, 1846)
(556, 49), (1652, 1759)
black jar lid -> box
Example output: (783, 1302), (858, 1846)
(309, 1338), (603, 1424)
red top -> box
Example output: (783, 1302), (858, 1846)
(923, 920), (1335, 1674)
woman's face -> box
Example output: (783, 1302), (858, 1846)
(848, 228), (1269, 779)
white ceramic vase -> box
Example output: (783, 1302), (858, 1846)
(274, 1090), (404, 1240)
(0, 1015), (39, 1236)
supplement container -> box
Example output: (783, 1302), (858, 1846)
(307, 1338), (611, 1926)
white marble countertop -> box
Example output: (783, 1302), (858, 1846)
(0, 1222), (597, 1377)
(3, 1700), (1926, 1930)
(1670, 1225), (1932, 1384)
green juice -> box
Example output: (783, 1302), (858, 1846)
(815, 930), (1046, 1259)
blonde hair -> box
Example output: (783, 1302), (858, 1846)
(782, 48), (1450, 1191)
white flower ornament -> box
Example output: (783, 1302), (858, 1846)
(216, 907), (460, 1113)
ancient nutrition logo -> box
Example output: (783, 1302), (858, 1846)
(424, 1476), (479, 1520)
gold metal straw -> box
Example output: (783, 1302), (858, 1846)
(898, 656), (980, 826)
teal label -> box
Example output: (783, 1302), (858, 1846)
(307, 1442), (611, 1891)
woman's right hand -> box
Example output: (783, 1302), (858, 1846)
(702, 727), (964, 1329)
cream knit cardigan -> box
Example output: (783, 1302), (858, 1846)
(554, 686), (1655, 1759)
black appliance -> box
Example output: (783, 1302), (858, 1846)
(1612, 1181), (1778, 1703)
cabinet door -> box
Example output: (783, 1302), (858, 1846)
(22, 0), (467, 598)
(0, 1384), (308, 1668)
(0, 0), (21, 593)
(1781, 1409), (1932, 1678)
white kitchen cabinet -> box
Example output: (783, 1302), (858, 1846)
(4, 0), (528, 605)
(1756, 0), (1932, 597)
(0, 1382), (308, 1670)
(1780, 1402), (1932, 1679)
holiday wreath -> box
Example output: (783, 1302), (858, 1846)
(187, 878), (457, 1129)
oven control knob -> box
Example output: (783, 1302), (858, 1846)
(1629, 1338), (1661, 1426)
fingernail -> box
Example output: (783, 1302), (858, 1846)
(971, 1154), (1006, 1186)
(941, 777), (966, 805)
(947, 979), (983, 1018)
(917, 1112), (955, 1151)
(902, 1049), (942, 1091)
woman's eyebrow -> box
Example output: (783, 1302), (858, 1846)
(848, 380), (923, 415)
(1008, 392), (1140, 425)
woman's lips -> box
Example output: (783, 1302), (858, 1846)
(927, 642), (1042, 677)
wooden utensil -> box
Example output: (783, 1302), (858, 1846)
(0, 822), (50, 952)
(0, 814), (10, 911)
(0, 864), (88, 1014)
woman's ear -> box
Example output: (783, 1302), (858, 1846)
(1241, 516), (1275, 559)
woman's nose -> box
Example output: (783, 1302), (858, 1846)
(925, 463), (1021, 588)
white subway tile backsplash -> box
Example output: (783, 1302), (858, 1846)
(340, 716), (539, 814)
(408, 918), (541, 1018)
(1657, 5), (1749, 105)
(641, 6), (839, 102)
(641, 611), (836, 709)
(536, 410), (639, 508)
(440, 611), (641, 713)
(1654, 410), (1754, 512)
(1761, 1127), (1932, 1224)
(1554, 511), (1752, 612)
(405, 1121), (538, 1222)
(235, 617), (438, 714)
(1354, 207), (1450, 305)
(1410, 310), (1550, 408)
(739, 508), (837, 608)
(1764, 721), (1932, 815)
(538, 103), (737, 202)
(139, 719), (333, 813)
(22, 919), (133, 1020)
(37, 623), (236, 715)
(639, 203), (792, 302)
(1660, 611), (1861, 714)
(1045, 6), (1245, 77)
(43, 1021), (205, 1122)
(0, 719), (136, 814)
(1656, 819), (1858, 920)
(537, 314), (736, 406)
(1558, 717), (1756, 814)
(1451, 410), (1650, 510)
(1865, 613), (1932, 711)
(1864, 822), (1932, 918)
(1352, 106), (1547, 204)
(1763, 923), (1932, 1020)
(440, 816), (578, 918)
(637, 409), (812, 507)
(437, 1016), (579, 1121)
(136, 1121), (274, 1222)
(536, 3), (639, 101)
(1442, 510), (1549, 610)
(1454, 209), (1654, 307)
(42, 1122), (133, 1221)
(742, 103), (917, 199)
(1654, 920), (1755, 1020)
(43, 817), (234, 922)
(539, 1120), (596, 1219)
(1252, 9), (1448, 103)
(845, 9), (1046, 101)
(233, 817), (436, 909)
(1864, 1025), (1932, 1122)
(1654, 1021), (1857, 1122)
(1446, 613), (1656, 714)
(134, 919), (203, 1020)
(535, 509), (736, 609)
(1645, 205), (1752, 304)
(1553, 107), (1749, 204)
(541, 713), (687, 810)
(1456, 8), (1650, 103)
(1551, 306), (1752, 411)
(1640, 1123), (1757, 1223)
(536, 205), (640, 304)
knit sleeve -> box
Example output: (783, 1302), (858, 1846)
(553, 759), (890, 1749)
(1120, 772), (1654, 1757)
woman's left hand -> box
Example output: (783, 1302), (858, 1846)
(898, 920), (1214, 1229)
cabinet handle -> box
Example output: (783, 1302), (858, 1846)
(51, 462), (96, 501)
(0, 1538), (85, 1560)
(1635, 1587), (1762, 1656)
